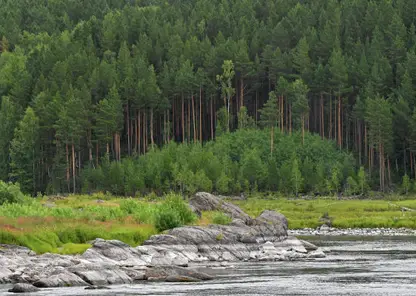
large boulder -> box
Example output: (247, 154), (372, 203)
(34, 271), (87, 287)
(8, 283), (40, 293)
(0, 266), (12, 284)
(189, 192), (252, 223)
(69, 264), (132, 285)
(145, 266), (213, 281)
(82, 239), (147, 267)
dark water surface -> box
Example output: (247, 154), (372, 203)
(2, 236), (416, 296)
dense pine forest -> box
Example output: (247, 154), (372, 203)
(1, 0), (416, 196)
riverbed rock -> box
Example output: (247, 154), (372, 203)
(34, 271), (87, 287)
(300, 240), (318, 251)
(0, 267), (12, 284)
(70, 264), (132, 285)
(145, 266), (214, 281)
(0, 192), (325, 290)
(84, 285), (111, 290)
(165, 275), (201, 282)
(8, 283), (40, 293)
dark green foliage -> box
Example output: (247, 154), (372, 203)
(1, 0), (416, 195)
(0, 181), (25, 205)
(82, 130), (354, 196)
(155, 194), (196, 231)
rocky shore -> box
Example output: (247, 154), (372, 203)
(289, 225), (416, 236)
(0, 192), (325, 293)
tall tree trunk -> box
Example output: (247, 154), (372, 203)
(338, 96), (342, 148)
(285, 97), (288, 133)
(126, 103), (131, 156)
(163, 110), (166, 145)
(88, 129), (93, 164)
(388, 157), (391, 187)
(134, 111), (138, 153)
(144, 112), (147, 152)
(167, 109), (171, 143)
(138, 110), (141, 154)
(329, 95), (332, 139)
(411, 151), (414, 179)
(404, 143), (407, 175)
(66, 144), (70, 193)
(320, 93), (324, 139)
(240, 77), (244, 109)
(96, 142), (99, 167)
(414, 154), (416, 180)
(192, 95), (196, 143)
(199, 86), (202, 142)
(302, 114), (305, 145)
(379, 144), (382, 191)
(358, 121), (362, 166)
(150, 108), (154, 149)
(72, 144), (76, 194)
(255, 91), (258, 124)
(187, 98), (191, 142)
(181, 94), (185, 143)
(281, 95), (284, 132)
(210, 97), (214, 140)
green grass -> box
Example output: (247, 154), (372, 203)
(5, 193), (416, 254)
(0, 193), (192, 254)
(233, 197), (416, 229)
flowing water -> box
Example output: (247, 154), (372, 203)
(2, 236), (416, 296)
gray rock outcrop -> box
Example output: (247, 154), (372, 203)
(8, 283), (40, 293)
(0, 192), (324, 291)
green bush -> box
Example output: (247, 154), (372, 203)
(80, 129), (355, 196)
(212, 212), (232, 225)
(155, 209), (182, 232)
(155, 193), (196, 231)
(0, 181), (26, 205)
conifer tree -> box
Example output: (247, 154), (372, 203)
(95, 85), (123, 159)
(260, 91), (279, 155)
(9, 107), (40, 194)
(0, 97), (19, 181)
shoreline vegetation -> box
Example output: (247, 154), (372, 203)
(2, 189), (416, 255)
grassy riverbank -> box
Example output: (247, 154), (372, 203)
(0, 193), (195, 254)
(2, 193), (416, 254)
(234, 197), (416, 229)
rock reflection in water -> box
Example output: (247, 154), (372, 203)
(2, 236), (416, 295)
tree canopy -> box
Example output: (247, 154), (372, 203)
(1, 0), (416, 194)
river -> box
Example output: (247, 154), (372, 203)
(2, 236), (416, 295)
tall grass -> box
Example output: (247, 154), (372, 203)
(234, 197), (416, 229)
(0, 193), (194, 254)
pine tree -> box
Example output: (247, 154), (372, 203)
(291, 79), (309, 144)
(0, 97), (19, 181)
(9, 107), (40, 194)
(260, 91), (279, 155)
(216, 60), (235, 133)
(366, 97), (393, 191)
(292, 36), (311, 81)
(95, 85), (123, 159)
(329, 46), (348, 148)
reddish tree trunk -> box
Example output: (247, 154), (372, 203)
(72, 144), (76, 193)
(199, 86), (202, 142)
(192, 95), (196, 143)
